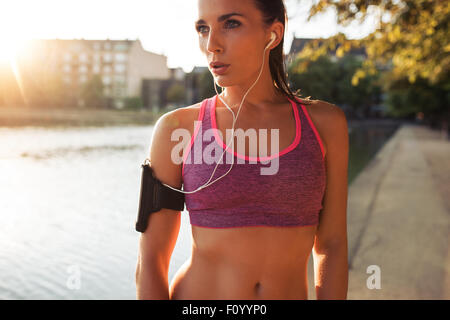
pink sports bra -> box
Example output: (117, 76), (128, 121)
(181, 94), (326, 228)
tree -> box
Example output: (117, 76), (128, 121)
(385, 76), (449, 126)
(123, 96), (143, 109)
(166, 82), (186, 104)
(296, 0), (449, 123)
(80, 75), (106, 109)
(289, 54), (381, 117)
(290, 55), (338, 102)
(198, 70), (216, 100)
(300, 0), (449, 86)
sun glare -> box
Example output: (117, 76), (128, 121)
(0, 35), (32, 106)
(0, 38), (31, 64)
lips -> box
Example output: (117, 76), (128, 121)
(209, 61), (230, 75)
(211, 65), (229, 75)
(209, 61), (230, 69)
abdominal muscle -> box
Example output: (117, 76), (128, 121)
(169, 224), (317, 300)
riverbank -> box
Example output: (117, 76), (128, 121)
(307, 123), (450, 299)
(0, 105), (403, 129)
(0, 106), (167, 128)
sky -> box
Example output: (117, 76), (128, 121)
(0, 0), (378, 72)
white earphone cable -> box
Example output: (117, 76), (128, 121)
(161, 35), (274, 194)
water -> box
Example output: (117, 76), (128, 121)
(0, 125), (193, 299)
(0, 121), (398, 299)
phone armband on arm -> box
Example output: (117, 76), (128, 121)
(135, 159), (185, 233)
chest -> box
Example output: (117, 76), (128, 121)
(213, 106), (298, 158)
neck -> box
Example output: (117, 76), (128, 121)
(217, 63), (286, 110)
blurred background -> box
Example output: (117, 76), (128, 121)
(0, 0), (448, 299)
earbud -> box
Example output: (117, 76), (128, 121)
(265, 32), (276, 50)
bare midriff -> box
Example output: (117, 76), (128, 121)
(169, 224), (317, 300)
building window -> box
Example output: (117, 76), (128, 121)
(63, 53), (71, 62)
(79, 65), (88, 73)
(114, 63), (126, 73)
(104, 42), (111, 50)
(63, 64), (71, 73)
(93, 42), (101, 51)
(115, 53), (127, 62)
(102, 75), (111, 85)
(103, 53), (112, 62)
(79, 53), (88, 62)
(93, 64), (100, 74)
(114, 43), (128, 51)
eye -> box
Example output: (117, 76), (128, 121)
(195, 19), (242, 34)
(196, 25), (208, 34)
(225, 19), (241, 29)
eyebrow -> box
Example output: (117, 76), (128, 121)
(195, 12), (245, 25)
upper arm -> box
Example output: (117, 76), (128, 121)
(137, 109), (187, 272)
(313, 102), (349, 252)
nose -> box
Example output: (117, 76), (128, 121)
(206, 29), (223, 54)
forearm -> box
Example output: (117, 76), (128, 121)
(136, 263), (169, 300)
(313, 244), (348, 300)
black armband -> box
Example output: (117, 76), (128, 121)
(135, 159), (185, 233)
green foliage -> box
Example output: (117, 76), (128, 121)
(297, 0), (449, 121)
(289, 54), (381, 116)
(166, 83), (186, 103)
(123, 96), (143, 109)
(303, 0), (449, 86)
(385, 77), (450, 120)
(198, 70), (216, 100)
(290, 55), (338, 103)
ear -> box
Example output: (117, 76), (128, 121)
(268, 21), (284, 48)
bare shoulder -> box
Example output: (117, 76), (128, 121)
(156, 101), (201, 125)
(148, 102), (203, 186)
(303, 99), (346, 123)
(152, 102), (203, 137)
(301, 99), (348, 158)
(158, 102), (203, 134)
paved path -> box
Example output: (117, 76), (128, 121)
(307, 123), (450, 299)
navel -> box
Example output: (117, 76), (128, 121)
(254, 281), (262, 294)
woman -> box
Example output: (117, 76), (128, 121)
(136, 0), (349, 300)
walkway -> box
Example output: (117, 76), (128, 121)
(307, 123), (450, 299)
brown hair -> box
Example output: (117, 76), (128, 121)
(253, 0), (312, 104)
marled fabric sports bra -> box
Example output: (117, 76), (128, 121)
(182, 94), (326, 228)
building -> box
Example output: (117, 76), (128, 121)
(185, 66), (210, 105)
(140, 66), (196, 111)
(24, 38), (170, 109)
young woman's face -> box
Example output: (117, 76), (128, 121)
(196, 0), (270, 88)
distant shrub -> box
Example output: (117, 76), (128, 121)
(123, 96), (143, 110)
